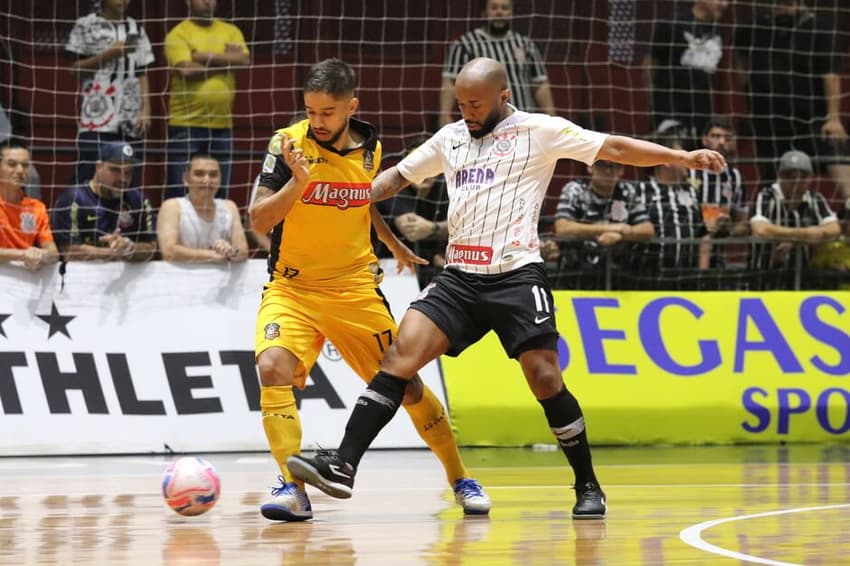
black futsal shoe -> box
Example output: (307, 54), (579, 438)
(287, 450), (356, 499)
(572, 481), (606, 519)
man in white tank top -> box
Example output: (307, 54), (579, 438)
(288, 58), (726, 519)
(157, 153), (249, 262)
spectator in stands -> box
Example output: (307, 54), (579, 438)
(644, 0), (729, 145)
(0, 139), (58, 270)
(52, 142), (156, 262)
(440, 0), (554, 125)
(690, 118), (747, 235)
(734, 0), (850, 201)
(157, 153), (248, 263)
(750, 150), (840, 273)
(690, 117), (748, 267)
(635, 137), (711, 274)
(164, 0), (251, 200)
(0, 36), (40, 199)
(66, 0), (153, 187)
(554, 160), (654, 270)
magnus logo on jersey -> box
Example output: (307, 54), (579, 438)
(454, 167), (495, 189)
(301, 182), (371, 209)
(446, 244), (493, 265)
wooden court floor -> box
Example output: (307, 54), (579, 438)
(0, 445), (848, 565)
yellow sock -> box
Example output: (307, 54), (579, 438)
(404, 385), (468, 486)
(261, 385), (303, 488)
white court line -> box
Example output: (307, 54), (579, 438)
(125, 458), (174, 466)
(0, 462), (87, 470)
(235, 457), (271, 464)
(472, 462), (846, 471)
(680, 503), (850, 566)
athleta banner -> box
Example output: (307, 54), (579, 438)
(0, 260), (445, 456)
(442, 292), (850, 446)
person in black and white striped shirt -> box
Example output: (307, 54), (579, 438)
(689, 117), (748, 267)
(689, 118), (747, 234)
(440, 0), (554, 125)
(287, 57), (726, 522)
(750, 150), (840, 272)
(554, 160), (654, 268)
(637, 137), (711, 272)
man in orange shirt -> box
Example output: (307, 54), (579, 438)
(0, 138), (58, 270)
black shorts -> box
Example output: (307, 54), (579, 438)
(409, 263), (558, 359)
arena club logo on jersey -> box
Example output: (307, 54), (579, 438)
(445, 244), (493, 265)
(454, 167), (495, 190)
(301, 182), (371, 209)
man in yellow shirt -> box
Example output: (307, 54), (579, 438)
(250, 58), (491, 522)
(164, 0), (250, 199)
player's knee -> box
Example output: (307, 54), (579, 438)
(529, 370), (563, 399)
(400, 374), (424, 405)
(521, 357), (563, 398)
(257, 350), (295, 386)
(382, 327), (437, 378)
(380, 341), (416, 378)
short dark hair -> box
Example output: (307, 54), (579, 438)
(702, 117), (735, 136)
(304, 58), (356, 99)
(0, 137), (30, 157)
(184, 152), (219, 171)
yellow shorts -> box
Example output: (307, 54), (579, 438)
(255, 281), (398, 389)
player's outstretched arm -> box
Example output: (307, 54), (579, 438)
(596, 135), (727, 173)
(370, 166), (412, 203)
(370, 205), (428, 274)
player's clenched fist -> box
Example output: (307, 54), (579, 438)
(684, 149), (726, 174)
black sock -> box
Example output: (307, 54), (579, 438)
(538, 386), (598, 486)
(338, 371), (408, 468)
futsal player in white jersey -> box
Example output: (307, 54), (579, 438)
(288, 57), (726, 519)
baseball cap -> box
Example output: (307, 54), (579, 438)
(99, 142), (138, 164)
(778, 150), (812, 174)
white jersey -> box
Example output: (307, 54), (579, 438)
(397, 108), (607, 274)
(176, 197), (234, 250)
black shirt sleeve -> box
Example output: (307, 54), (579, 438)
(258, 153), (293, 192)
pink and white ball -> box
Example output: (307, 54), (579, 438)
(161, 457), (221, 516)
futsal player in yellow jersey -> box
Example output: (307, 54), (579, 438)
(250, 59), (491, 521)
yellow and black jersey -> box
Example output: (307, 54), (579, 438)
(258, 118), (382, 288)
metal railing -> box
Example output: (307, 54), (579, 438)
(541, 235), (850, 291)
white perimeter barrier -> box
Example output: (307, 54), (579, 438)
(0, 259), (444, 455)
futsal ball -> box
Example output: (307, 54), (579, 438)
(161, 456), (221, 516)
